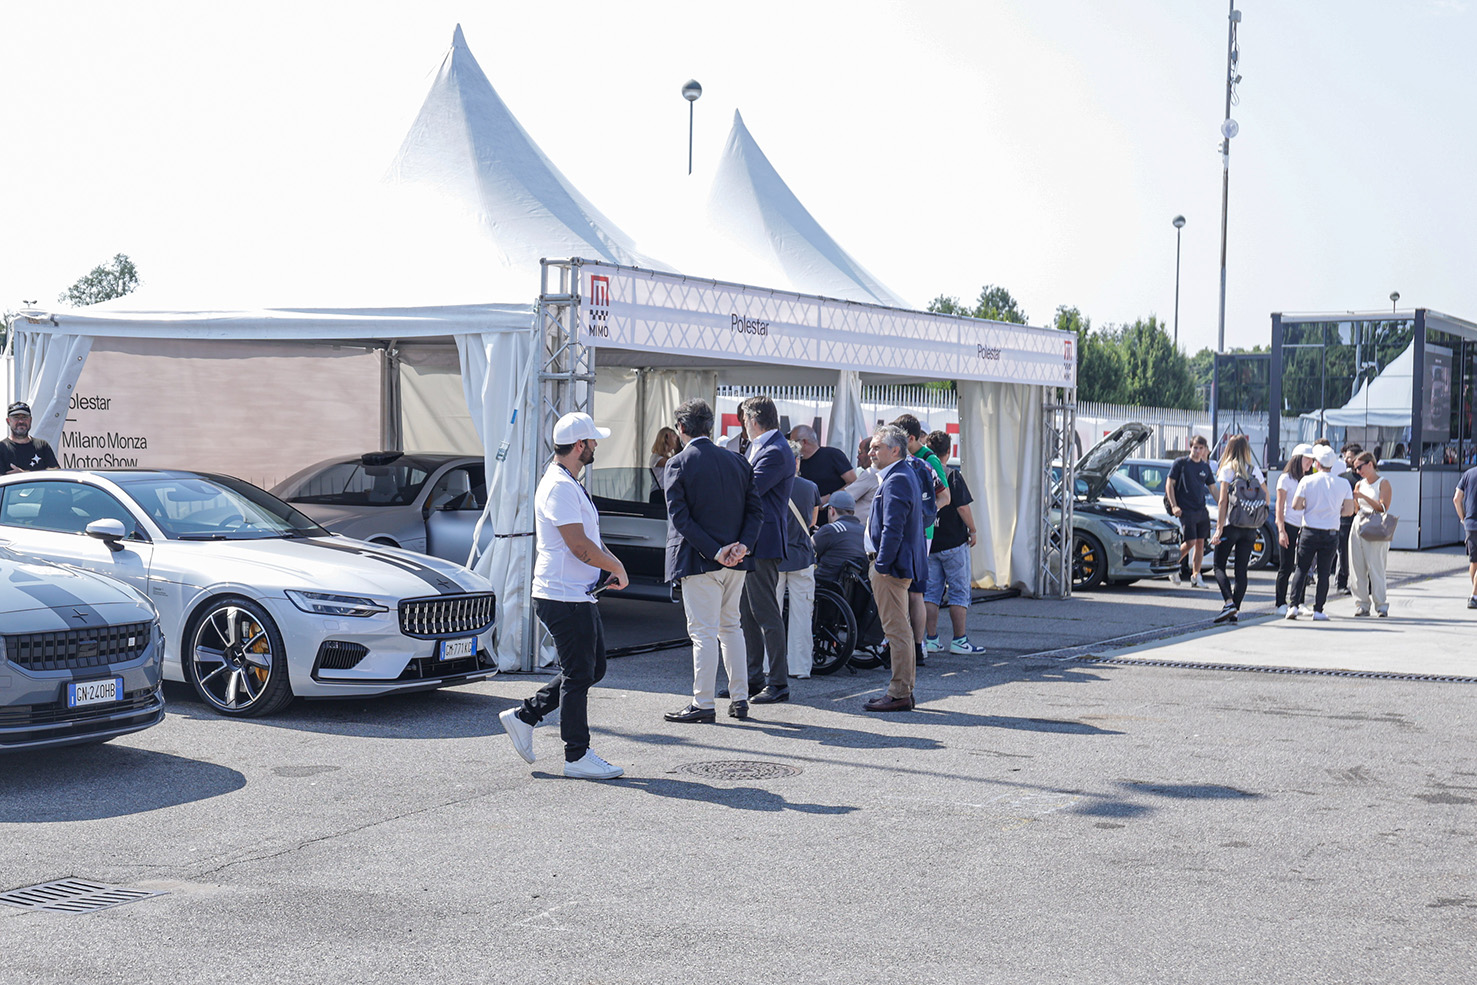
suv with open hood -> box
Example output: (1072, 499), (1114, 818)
(1054, 423), (1182, 590)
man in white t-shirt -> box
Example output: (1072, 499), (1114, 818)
(499, 412), (629, 780)
(1286, 445), (1356, 621)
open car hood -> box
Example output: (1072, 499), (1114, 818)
(1075, 423), (1153, 502)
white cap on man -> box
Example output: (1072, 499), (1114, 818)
(1314, 446), (1340, 471)
(553, 412), (610, 445)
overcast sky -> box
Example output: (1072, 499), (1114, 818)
(3, 0), (1473, 355)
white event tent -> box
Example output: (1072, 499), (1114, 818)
(5, 26), (1078, 672)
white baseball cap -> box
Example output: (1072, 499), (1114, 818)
(1314, 446), (1340, 471)
(1291, 443), (1314, 460)
(552, 412), (609, 445)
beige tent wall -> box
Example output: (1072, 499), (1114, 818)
(399, 343), (481, 453)
(67, 338), (382, 491)
(594, 366), (641, 468)
(958, 380), (1043, 595)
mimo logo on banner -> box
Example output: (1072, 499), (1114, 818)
(586, 274), (610, 337)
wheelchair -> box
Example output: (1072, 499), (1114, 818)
(810, 559), (886, 675)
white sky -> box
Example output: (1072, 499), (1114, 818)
(3, 0), (1474, 356)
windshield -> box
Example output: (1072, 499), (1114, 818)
(116, 474), (328, 540)
(276, 461), (433, 507)
(1106, 472), (1155, 498)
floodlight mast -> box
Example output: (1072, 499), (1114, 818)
(682, 80), (702, 175)
(1212, 2), (1241, 439)
(1172, 215), (1186, 347)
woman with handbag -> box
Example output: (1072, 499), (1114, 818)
(1275, 444), (1315, 615)
(1210, 434), (1269, 624)
(1349, 451), (1395, 617)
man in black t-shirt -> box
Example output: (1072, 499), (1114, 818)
(790, 424), (856, 500)
(2, 402), (61, 473)
(922, 431), (984, 655)
(1167, 436), (1216, 587)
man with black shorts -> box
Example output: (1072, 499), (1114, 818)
(1166, 435), (1215, 588)
(1455, 464), (1477, 609)
(1, 402), (61, 473)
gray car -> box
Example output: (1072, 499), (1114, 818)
(0, 545), (164, 751)
(275, 453), (675, 602)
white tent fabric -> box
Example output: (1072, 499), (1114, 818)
(958, 381), (1043, 592)
(706, 111), (908, 309)
(387, 25), (667, 276)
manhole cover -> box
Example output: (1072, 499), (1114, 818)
(669, 761), (803, 780)
(0, 879), (165, 914)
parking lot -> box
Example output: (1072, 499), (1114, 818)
(4, 550), (1475, 984)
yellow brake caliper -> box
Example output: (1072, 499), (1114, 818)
(248, 620), (270, 683)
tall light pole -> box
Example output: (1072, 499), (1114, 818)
(1211, 2), (1242, 440)
(1172, 215), (1186, 347)
(681, 80), (702, 175)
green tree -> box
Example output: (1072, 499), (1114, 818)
(59, 253), (139, 307)
(1119, 316), (1197, 409)
(1077, 325), (1130, 404)
(927, 285), (1028, 324)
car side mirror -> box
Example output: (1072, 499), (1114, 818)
(85, 518), (128, 552)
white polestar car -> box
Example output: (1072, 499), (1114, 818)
(0, 470), (498, 717)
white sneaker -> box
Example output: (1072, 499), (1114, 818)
(950, 637), (987, 655)
(923, 635), (943, 653)
(563, 750), (623, 780)
(1190, 576), (1204, 589)
(1276, 604), (1289, 616)
(1312, 611), (1330, 622)
(1170, 568), (1183, 586)
(1285, 605), (1301, 620)
(499, 707), (535, 764)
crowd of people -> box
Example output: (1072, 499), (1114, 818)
(506, 397), (987, 779)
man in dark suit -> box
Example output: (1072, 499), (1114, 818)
(864, 424), (927, 712)
(661, 399), (764, 723)
(739, 395), (797, 703)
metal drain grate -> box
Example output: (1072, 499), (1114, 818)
(669, 761), (803, 780)
(0, 879), (166, 914)
(1078, 655), (1477, 684)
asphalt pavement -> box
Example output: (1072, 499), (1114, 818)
(2, 548), (1474, 984)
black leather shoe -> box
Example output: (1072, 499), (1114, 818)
(750, 686), (790, 704)
(664, 703), (715, 723)
(728, 700), (749, 720)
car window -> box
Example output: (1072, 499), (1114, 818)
(1134, 466), (1167, 493)
(113, 474), (327, 540)
(278, 461), (432, 507)
(427, 466), (486, 511)
(1107, 473), (1155, 498)
(0, 481), (138, 536)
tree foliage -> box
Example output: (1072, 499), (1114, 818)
(59, 254), (139, 307)
(927, 285), (1028, 324)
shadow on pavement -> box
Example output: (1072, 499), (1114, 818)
(0, 745), (246, 822)
(601, 775), (859, 814)
(160, 682), (512, 740)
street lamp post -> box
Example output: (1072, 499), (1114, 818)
(1390, 291), (1400, 313)
(681, 80), (702, 175)
(1211, 2), (1242, 443)
(1172, 215), (1186, 347)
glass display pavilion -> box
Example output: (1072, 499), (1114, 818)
(1261, 309), (1477, 550)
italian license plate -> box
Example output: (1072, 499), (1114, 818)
(439, 637), (475, 661)
(68, 677), (123, 708)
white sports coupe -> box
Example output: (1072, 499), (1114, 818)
(0, 470), (498, 717)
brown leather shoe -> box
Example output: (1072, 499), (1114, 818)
(863, 694), (914, 712)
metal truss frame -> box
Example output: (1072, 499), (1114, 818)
(1040, 384), (1076, 599)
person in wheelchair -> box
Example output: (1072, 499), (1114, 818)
(814, 490), (867, 585)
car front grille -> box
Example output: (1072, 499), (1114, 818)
(3, 623), (154, 673)
(398, 594), (496, 639)
(315, 640), (369, 671)
(0, 686), (164, 741)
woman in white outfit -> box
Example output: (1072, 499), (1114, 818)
(1348, 450), (1394, 617)
(1274, 444), (1315, 615)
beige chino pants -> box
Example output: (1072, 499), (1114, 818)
(870, 569), (915, 700)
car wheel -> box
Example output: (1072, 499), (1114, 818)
(185, 596), (294, 717)
(1249, 525), (1275, 570)
(1072, 532), (1108, 591)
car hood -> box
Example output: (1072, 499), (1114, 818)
(1075, 501), (1177, 530)
(291, 504), (420, 539)
(159, 536), (493, 598)
(1075, 423), (1153, 502)
(0, 549), (156, 623)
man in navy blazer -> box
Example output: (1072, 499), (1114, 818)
(739, 395), (797, 703)
(661, 399), (763, 722)
(864, 424), (927, 712)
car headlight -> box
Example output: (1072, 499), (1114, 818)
(285, 590), (388, 617)
(1105, 521), (1156, 538)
